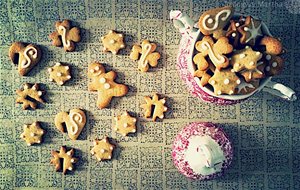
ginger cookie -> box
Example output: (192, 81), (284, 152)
(101, 30), (125, 54)
(16, 83), (45, 110)
(20, 121), (44, 146)
(50, 146), (78, 174)
(48, 62), (71, 85)
(113, 112), (137, 136)
(141, 94), (168, 121)
(237, 16), (262, 46)
(90, 137), (115, 161)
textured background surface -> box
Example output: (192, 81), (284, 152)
(0, 0), (300, 189)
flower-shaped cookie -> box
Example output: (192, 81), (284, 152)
(101, 30), (125, 54)
(90, 137), (115, 161)
(113, 112), (137, 136)
(48, 62), (71, 85)
(20, 122), (44, 146)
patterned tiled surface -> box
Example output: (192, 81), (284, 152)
(0, 0), (299, 189)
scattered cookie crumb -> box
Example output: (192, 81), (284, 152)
(48, 62), (71, 85)
(114, 112), (137, 136)
(50, 146), (78, 174)
(90, 137), (115, 161)
(20, 121), (44, 146)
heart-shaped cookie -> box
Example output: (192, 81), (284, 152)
(55, 108), (86, 140)
(9, 42), (42, 76)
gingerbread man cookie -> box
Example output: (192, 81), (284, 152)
(198, 6), (234, 39)
(230, 46), (262, 72)
(48, 62), (71, 85)
(50, 146), (78, 174)
(113, 112), (137, 136)
(49, 20), (81, 52)
(194, 36), (233, 70)
(101, 30), (125, 54)
(141, 94), (168, 121)
(90, 137), (115, 161)
(9, 42), (42, 76)
(130, 40), (161, 72)
(208, 69), (241, 95)
(16, 83), (45, 110)
(87, 62), (128, 109)
(237, 16), (262, 46)
(55, 109), (86, 140)
(20, 122), (44, 146)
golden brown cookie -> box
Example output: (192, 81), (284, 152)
(230, 46), (262, 72)
(49, 20), (81, 52)
(130, 40), (161, 72)
(48, 62), (71, 85)
(9, 42), (42, 76)
(237, 16), (262, 46)
(140, 94), (168, 121)
(194, 36), (233, 70)
(101, 30), (125, 54)
(50, 146), (78, 174)
(55, 108), (86, 140)
(20, 121), (44, 146)
(193, 62), (215, 86)
(240, 60), (266, 82)
(264, 54), (284, 76)
(113, 112), (137, 136)
(208, 69), (241, 95)
(87, 62), (128, 109)
(236, 79), (260, 95)
(225, 19), (244, 48)
(16, 83), (45, 110)
(259, 36), (283, 55)
(198, 6), (234, 39)
(90, 137), (115, 161)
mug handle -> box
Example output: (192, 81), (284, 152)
(170, 10), (197, 37)
(263, 80), (297, 101)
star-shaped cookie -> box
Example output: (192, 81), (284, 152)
(90, 137), (115, 161)
(113, 112), (137, 136)
(20, 122), (44, 146)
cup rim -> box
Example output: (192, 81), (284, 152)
(189, 13), (272, 100)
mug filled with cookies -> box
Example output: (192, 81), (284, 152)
(170, 6), (297, 105)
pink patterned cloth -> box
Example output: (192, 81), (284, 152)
(176, 36), (241, 105)
(172, 122), (233, 180)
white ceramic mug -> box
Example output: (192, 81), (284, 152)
(170, 10), (297, 101)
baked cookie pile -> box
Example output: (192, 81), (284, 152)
(10, 20), (168, 174)
(194, 6), (284, 95)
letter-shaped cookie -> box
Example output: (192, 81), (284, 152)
(194, 36), (233, 70)
(87, 62), (128, 109)
(9, 42), (42, 76)
(49, 20), (81, 52)
(55, 109), (86, 140)
(130, 40), (161, 72)
(50, 146), (78, 174)
(198, 6), (234, 39)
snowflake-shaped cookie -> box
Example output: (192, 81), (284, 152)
(113, 112), (137, 136)
(20, 122), (44, 146)
(50, 146), (78, 174)
(16, 83), (45, 109)
(48, 62), (71, 85)
(140, 93), (168, 121)
(90, 137), (115, 161)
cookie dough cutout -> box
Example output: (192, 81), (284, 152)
(101, 30), (125, 54)
(130, 40), (161, 72)
(50, 146), (78, 174)
(208, 69), (241, 95)
(16, 83), (45, 110)
(20, 122), (44, 146)
(55, 108), (86, 140)
(48, 62), (71, 85)
(87, 62), (128, 109)
(141, 94), (168, 121)
(9, 42), (42, 76)
(114, 112), (137, 136)
(49, 20), (81, 52)
(90, 137), (115, 161)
